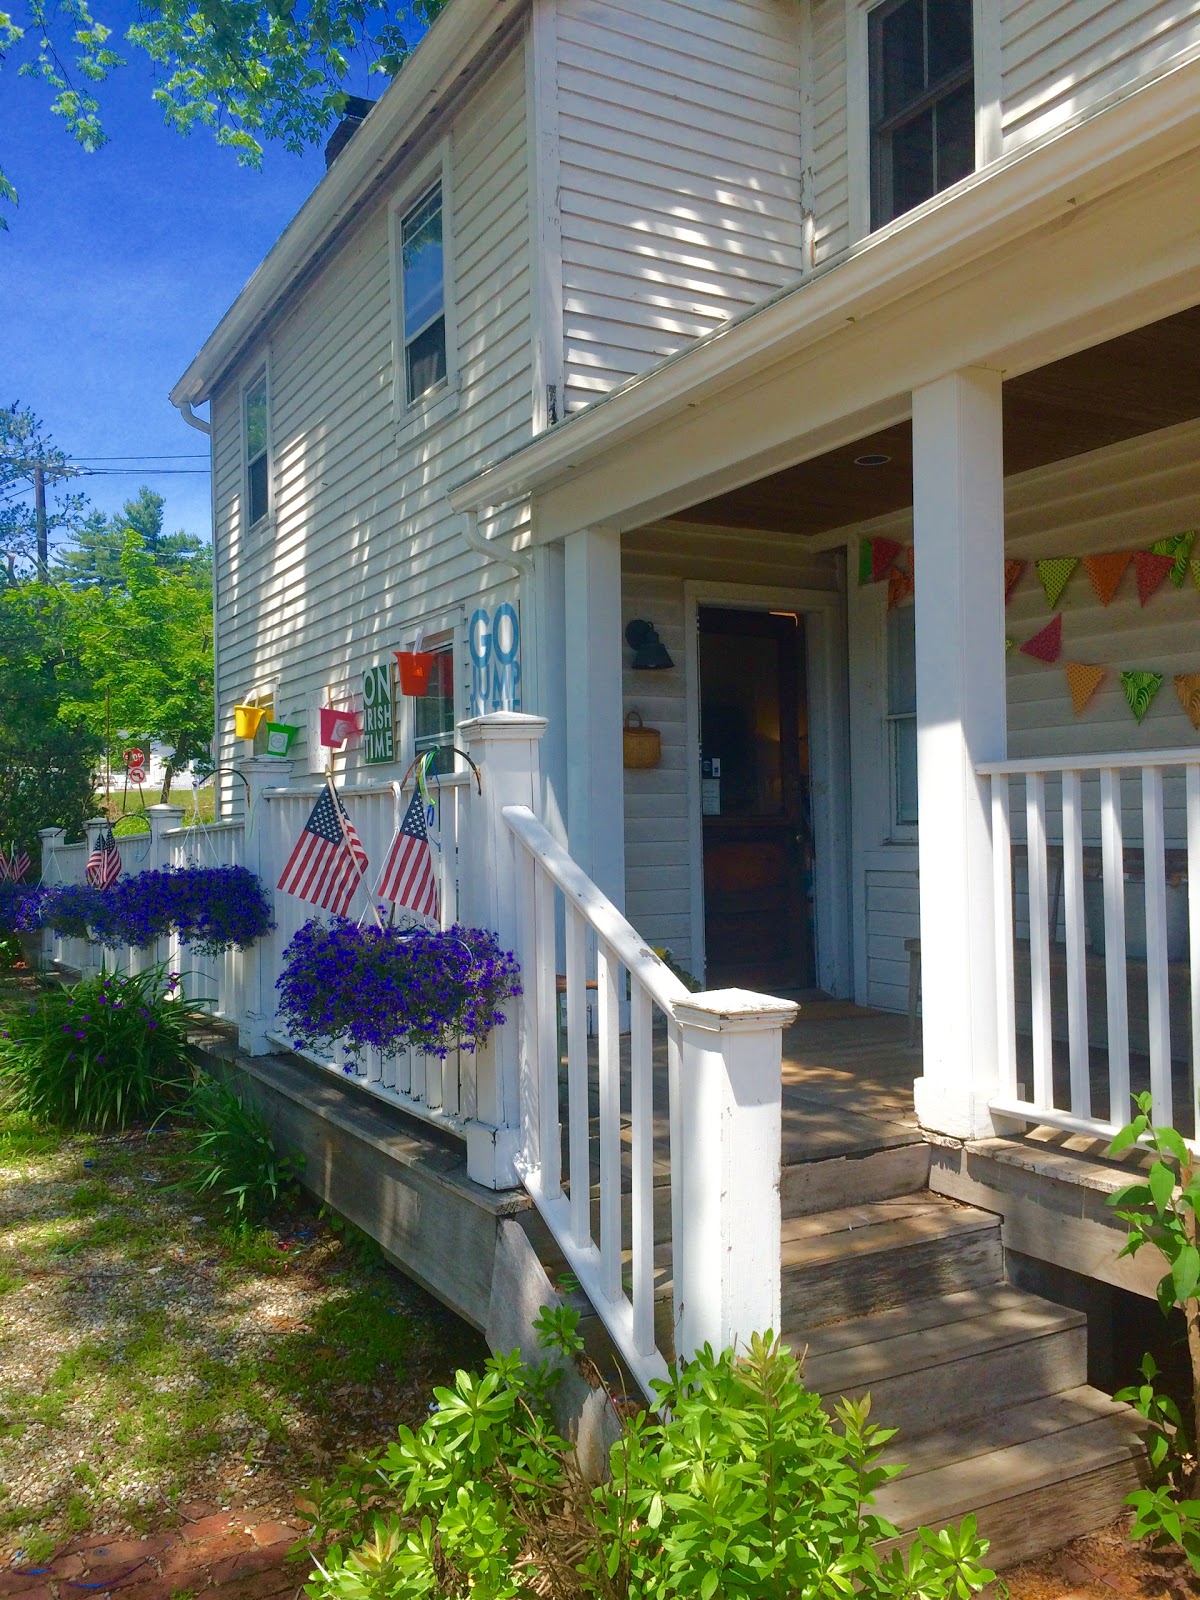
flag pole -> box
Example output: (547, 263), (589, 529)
(324, 767), (383, 929)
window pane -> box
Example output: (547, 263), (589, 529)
(928, 0), (973, 83)
(887, 604), (916, 715)
(402, 185), (444, 339)
(879, 0), (925, 117)
(247, 451), (268, 527)
(244, 376), (267, 463)
(893, 716), (919, 826)
(414, 647), (456, 776)
(406, 315), (447, 402)
(934, 79), (975, 190)
(891, 105), (935, 215)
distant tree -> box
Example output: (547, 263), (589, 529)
(56, 486), (210, 593)
(1, 1), (444, 220)
(0, 403), (87, 579)
(0, 585), (101, 863)
(61, 530), (214, 801)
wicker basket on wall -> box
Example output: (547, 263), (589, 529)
(623, 710), (662, 769)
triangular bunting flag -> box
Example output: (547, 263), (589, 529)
(1151, 530), (1195, 589)
(1004, 559), (1026, 603)
(1121, 670), (1164, 724)
(1082, 551), (1132, 607)
(1174, 673), (1200, 731)
(1065, 662), (1105, 716)
(1191, 558), (1200, 593)
(887, 567), (914, 610)
(1037, 557), (1077, 609)
(1134, 550), (1175, 606)
(871, 538), (903, 583)
(1019, 613), (1063, 664)
(858, 540), (874, 586)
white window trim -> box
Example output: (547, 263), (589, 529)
(844, 0), (1001, 245)
(394, 608), (465, 772)
(880, 591), (918, 844)
(239, 355), (274, 542)
(390, 139), (460, 439)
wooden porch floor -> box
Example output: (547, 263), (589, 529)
(778, 1001), (919, 1163)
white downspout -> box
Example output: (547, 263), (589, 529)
(175, 400), (212, 436)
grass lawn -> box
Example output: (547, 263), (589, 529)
(0, 974), (485, 1566)
(107, 787), (217, 836)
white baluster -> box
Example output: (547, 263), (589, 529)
(991, 776), (1018, 1100)
(1187, 765), (1200, 1118)
(1026, 773), (1053, 1110)
(565, 902), (590, 1251)
(1142, 765), (1172, 1127)
(1061, 770), (1090, 1120)
(1099, 768), (1130, 1123)
(535, 868), (560, 1197)
(630, 982), (654, 1360)
(596, 941), (622, 1302)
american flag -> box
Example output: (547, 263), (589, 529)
(277, 784), (369, 917)
(0, 852), (9, 884)
(85, 826), (122, 888)
(8, 846), (30, 884)
(378, 790), (439, 921)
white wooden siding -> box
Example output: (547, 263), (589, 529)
(210, 43), (532, 798)
(809, 0), (850, 265)
(622, 526), (842, 974)
(847, 418), (1200, 1011)
(1001, 0), (1200, 148)
(556, 0), (804, 410)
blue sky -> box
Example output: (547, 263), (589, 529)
(0, 5), (343, 542)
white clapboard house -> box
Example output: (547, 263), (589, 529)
(159, 0), (1200, 1565)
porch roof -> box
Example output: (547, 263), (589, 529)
(450, 49), (1200, 537)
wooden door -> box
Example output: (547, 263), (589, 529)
(699, 607), (815, 991)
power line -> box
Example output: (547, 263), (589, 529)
(70, 453), (210, 461)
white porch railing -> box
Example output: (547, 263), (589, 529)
(980, 747), (1200, 1146)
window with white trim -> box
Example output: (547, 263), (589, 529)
(244, 370), (270, 530)
(886, 603), (918, 830)
(395, 634), (457, 776)
(869, 0), (974, 229)
(399, 182), (447, 405)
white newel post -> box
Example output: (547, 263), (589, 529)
(672, 988), (796, 1360)
(82, 817), (110, 976)
(911, 367), (1008, 1139)
(142, 804), (184, 975)
(237, 757), (292, 1056)
(36, 827), (65, 968)
(459, 712), (547, 1190)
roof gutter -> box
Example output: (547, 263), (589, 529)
(170, 0), (524, 408)
(449, 46), (1200, 514)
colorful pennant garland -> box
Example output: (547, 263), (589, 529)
(1019, 613), (1063, 664)
(1036, 557), (1077, 610)
(1065, 662), (1105, 716)
(1121, 670), (1164, 724)
(1150, 529), (1195, 589)
(1175, 673), (1200, 732)
(1082, 551), (1132, 607)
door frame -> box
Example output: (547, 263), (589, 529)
(683, 581), (852, 996)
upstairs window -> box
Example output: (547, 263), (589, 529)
(400, 182), (447, 404)
(870, 0), (974, 229)
(244, 371), (270, 529)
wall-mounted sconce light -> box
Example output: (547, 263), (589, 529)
(625, 619), (674, 670)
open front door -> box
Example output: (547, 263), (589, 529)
(699, 606), (815, 992)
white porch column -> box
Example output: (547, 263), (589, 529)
(237, 757), (291, 1056)
(911, 367), (1007, 1140)
(563, 526), (625, 911)
(459, 712), (548, 1189)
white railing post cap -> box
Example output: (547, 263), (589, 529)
(674, 988), (799, 1033)
(38, 826), (66, 843)
(146, 803), (186, 819)
(238, 755), (294, 775)
(458, 712), (548, 742)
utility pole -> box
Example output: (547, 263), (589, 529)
(33, 465), (48, 578)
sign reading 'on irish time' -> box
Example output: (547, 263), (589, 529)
(362, 664), (394, 764)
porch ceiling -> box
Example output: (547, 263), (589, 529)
(666, 305), (1200, 537)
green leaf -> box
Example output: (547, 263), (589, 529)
(1150, 1159), (1177, 1212)
(1173, 1244), (1200, 1304)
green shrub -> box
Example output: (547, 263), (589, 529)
(0, 966), (192, 1129)
(300, 1312), (994, 1600)
(179, 1073), (304, 1219)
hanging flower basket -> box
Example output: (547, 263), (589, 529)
(234, 703), (267, 739)
(394, 650), (436, 696)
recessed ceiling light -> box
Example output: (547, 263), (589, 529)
(854, 453), (892, 467)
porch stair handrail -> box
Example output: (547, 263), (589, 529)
(979, 746), (1200, 1150)
(502, 802), (795, 1400)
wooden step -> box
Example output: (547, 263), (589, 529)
(782, 1139), (931, 1218)
(875, 1386), (1146, 1570)
(790, 1284), (1088, 1439)
(782, 1196), (1002, 1327)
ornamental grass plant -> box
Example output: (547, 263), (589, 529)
(0, 967), (193, 1129)
(178, 1072), (305, 1219)
(277, 919), (521, 1061)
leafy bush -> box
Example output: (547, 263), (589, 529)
(277, 919), (521, 1061)
(0, 966), (193, 1129)
(301, 1314), (994, 1600)
(178, 1073), (304, 1218)
(21, 867), (274, 954)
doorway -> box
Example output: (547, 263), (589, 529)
(698, 607), (815, 992)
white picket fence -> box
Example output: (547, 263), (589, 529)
(981, 747), (1200, 1146)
